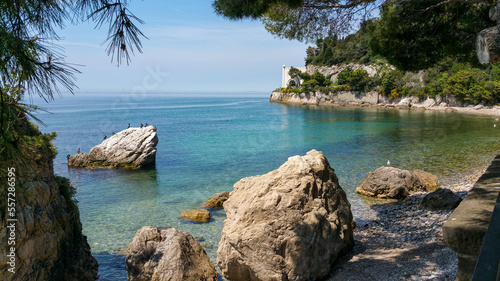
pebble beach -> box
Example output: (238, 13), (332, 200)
(329, 167), (486, 280)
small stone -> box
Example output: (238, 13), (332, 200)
(202, 191), (230, 208)
(179, 209), (211, 223)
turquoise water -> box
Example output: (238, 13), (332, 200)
(35, 93), (500, 280)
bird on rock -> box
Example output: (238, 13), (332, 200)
(387, 160), (391, 166)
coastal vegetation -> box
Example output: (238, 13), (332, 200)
(217, 0), (499, 105)
(280, 62), (500, 105)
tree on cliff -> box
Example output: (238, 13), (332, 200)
(369, 0), (495, 71)
(0, 0), (145, 165)
(213, 0), (496, 69)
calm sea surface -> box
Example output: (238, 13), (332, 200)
(34, 93), (500, 280)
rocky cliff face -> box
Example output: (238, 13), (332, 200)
(0, 121), (98, 281)
(270, 90), (389, 106)
(68, 126), (158, 169)
(270, 90), (465, 109)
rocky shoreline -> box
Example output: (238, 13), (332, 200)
(270, 91), (500, 117)
(328, 168), (486, 280)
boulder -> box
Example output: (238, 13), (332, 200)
(179, 209), (211, 223)
(420, 188), (462, 210)
(421, 98), (436, 108)
(396, 98), (412, 107)
(68, 126), (158, 169)
(355, 166), (426, 199)
(413, 169), (441, 191)
(126, 226), (217, 281)
(202, 191), (230, 208)
(217, 150), (354, 281)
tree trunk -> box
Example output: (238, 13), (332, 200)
(489, 3), (500, 24)
(476, 26), (500, 64)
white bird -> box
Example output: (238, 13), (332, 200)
(494, 124), (497, 128)
(387, 160), (391, 166)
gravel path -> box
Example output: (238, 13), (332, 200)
(328, 168), (485, 281)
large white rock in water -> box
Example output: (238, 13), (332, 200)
(126, 226), (217, 281)
(217, 150), (354, 281)
(68, 126), (158, 168)
(355, 166), (427, 199)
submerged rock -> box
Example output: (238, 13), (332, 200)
(126, 226), (217, 281)
(179, 209), (211, 223)
(355, 166), (426, 199)
(420, 188), (462, 210)
(68, 126), (158, 169)
(217, 149), (354, 281)
(202, 191), (230, 208)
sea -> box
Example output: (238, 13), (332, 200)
(33, 92), (500, 280)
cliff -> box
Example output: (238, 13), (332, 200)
(270, 90), (465, 109)
(0, 117), (98, 280)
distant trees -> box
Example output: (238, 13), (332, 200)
(214, 0), (497, 69)
(305, 19), (378, 66)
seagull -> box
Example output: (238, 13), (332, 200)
(387, 160), (391, 166)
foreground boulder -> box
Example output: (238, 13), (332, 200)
(217, 149), (354, 281)
(68, 126), (158, 169)
(355, 166), (426, 199)
(420, 188), (462, 210)
(126, 226), (217, 281)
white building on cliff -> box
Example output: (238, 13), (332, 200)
(282, 65), (307, 88)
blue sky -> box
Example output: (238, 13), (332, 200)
(55, 0), (309, 94)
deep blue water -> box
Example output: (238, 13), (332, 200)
(34, 92), (500, 280)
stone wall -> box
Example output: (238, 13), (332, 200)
(443, 155), (500, 280)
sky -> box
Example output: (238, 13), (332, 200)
(53, 0), (309, 94)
